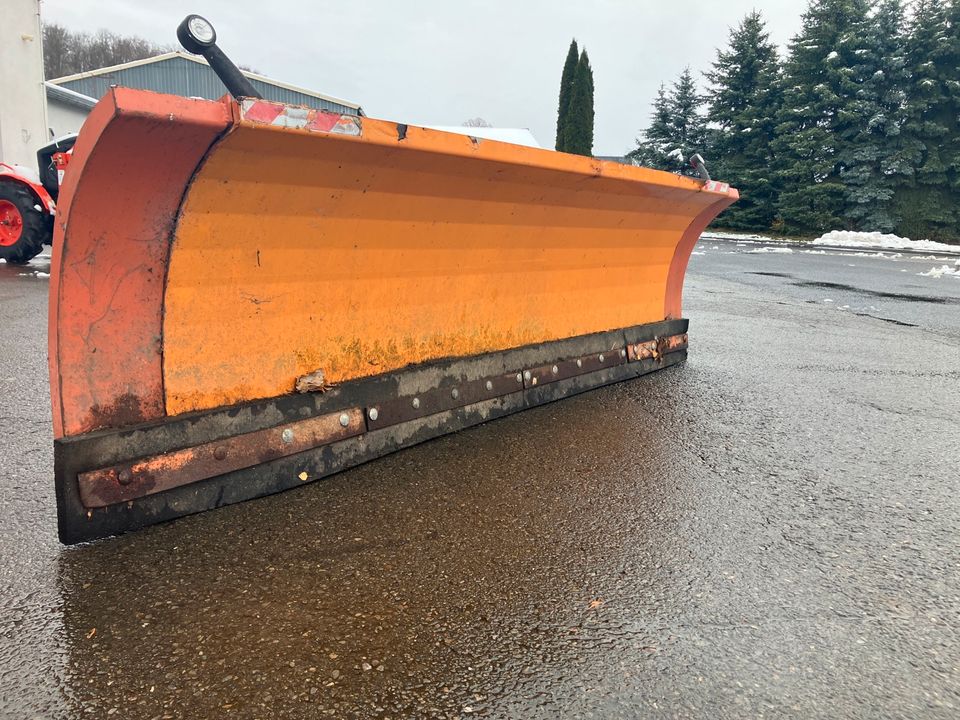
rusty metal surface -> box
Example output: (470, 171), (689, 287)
(77, 408), (365, 508)
(628, 333), (689, 362)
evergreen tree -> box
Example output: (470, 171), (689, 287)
(773, 0), (871, 234)
(838, 0), (912, 232)
(555, 39), (579, 152)
(669, 68), (707, 168)
(630, 68), (706, 172)
(564, 49), (595, 156)
(704, 11), (782, 230)
(629, 85), (673, 168)
(894, 0), (957, 239)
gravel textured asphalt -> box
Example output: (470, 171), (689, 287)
(1, 239), (958, 719)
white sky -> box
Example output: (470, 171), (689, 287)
(39, 0), (803, 155)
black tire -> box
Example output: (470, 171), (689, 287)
(0, 181), (50, 265)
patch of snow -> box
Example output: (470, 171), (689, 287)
(848, 251), (902, 259)
(918, 263), (960, 279)
(691, 251), (706, 256)
(813, 230), (959, 254)
(701, 231), (777, 242)
(824, 299), (834, 303)
(802, 249), (828, 255)
(747, 247), (794, 254)
(826, 51), (839, 60)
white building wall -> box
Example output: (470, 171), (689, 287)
(0, 0), (48, 166)
(47, 100), (89, 138)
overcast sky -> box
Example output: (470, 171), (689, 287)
(40, 0), (804, 155)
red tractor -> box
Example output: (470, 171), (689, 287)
(0, 135), (76, 264)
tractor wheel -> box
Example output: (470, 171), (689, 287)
(0, 182), (49, 265)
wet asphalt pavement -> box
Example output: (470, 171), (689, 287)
(1, 239), (959, 719)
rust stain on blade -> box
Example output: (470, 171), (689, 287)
(77, 408), (365, 508)
(627, 333), (688, 362)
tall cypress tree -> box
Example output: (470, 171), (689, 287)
(773, 0), (871, 234)
(836, 0), (914, 233)
(555, 40), (579, 152)
(564, 49), (595, 156)
(704, 10), (782, 230)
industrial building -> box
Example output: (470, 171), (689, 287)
(44, 51), (362, 137)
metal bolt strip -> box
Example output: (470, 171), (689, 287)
(77, 408), (366, 508)
(364, 337), (690, 427)
(77, 334), (690, 509)
(522, 346), (628, 389)
(365, 372), (522, 430)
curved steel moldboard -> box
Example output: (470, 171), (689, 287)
(50, 90), (736, 444)
(55, 320), (688, 543)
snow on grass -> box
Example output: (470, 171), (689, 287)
(746, 247), (794, 254)
(813, 230), (959, 253)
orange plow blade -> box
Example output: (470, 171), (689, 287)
(50, 88), (737, 543)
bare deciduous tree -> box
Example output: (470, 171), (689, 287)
(43, 22), (172, 79)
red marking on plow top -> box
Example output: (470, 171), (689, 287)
(243, 101), (284, 124)
(306, 112), (342, 133)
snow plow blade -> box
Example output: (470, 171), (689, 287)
(49, 87), (737, 543)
